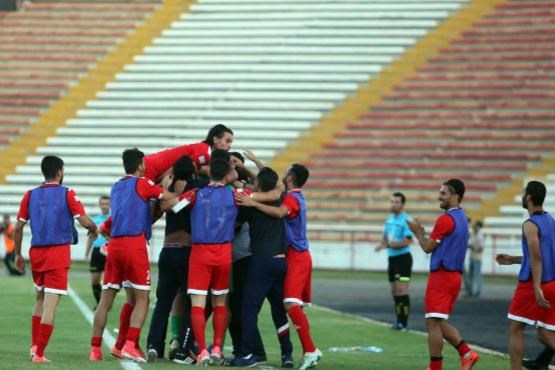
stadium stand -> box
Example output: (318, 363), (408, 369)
(301, 0), (555, 230)
(0, 0), (470, 246)
(0, 0), (161, 148)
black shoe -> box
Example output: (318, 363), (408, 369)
(173, 351), (197, 365)
(523, 358), (548, 370)
(281, 353), (294, 368)
(254, 354), (267, 363)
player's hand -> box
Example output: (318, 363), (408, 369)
(15, 254), (26, 273)
(88, 228), (99, 242)
(235, 192), (254, 207)
(406, 218), (424, 236)
(495, 253), (514, 265)
(374, 244), (386, 252)
(243, 149), (258, 163)
(535, 287), (551, 309)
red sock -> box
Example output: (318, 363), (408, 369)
(35, 323), (53, 357)
(191, 306), (207, 352)
(126, 327), (141, 345)
(429, 356), (443, 370)
(31, 315), (41, 347)
(288, 306), (316, 353)
(456, 340), (471, 357)
(212, 306), (228, 348)
(115, 303), (133, 350)
(91, 336), (102, 348)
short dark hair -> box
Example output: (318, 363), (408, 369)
(289, 163), (309, 188)
(211, 149), (231, 162)
(392, 192), (406, 205)
(204, 124), (233, 147)
(122, 148), (144, 174)
(230, 151), (245, 164)
(475, 220), (484, 229)
(210, 159), (230, 181)
(525, 181), (546, 206)
(257, 167), (278, 192)
(443, 179), (465, 202)
(99, 195), (110, 201)
(41, 155), (64, 180)
(169, 156), (196, 192)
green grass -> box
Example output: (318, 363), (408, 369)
(0, 272), (509, 370)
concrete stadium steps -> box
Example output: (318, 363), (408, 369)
(303, 0), (555, 228)
(0, 0), (467, 221)
(0, 0), (160, 146)
(485, 174), (555, 230)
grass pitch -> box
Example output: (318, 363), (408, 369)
(0, 269), (508, 370)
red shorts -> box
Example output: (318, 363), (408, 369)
(187, 244), (231, 296)
(425, 268), (462, 319)
(538, 281), (555, 330)
(283, 247), (312, 306)
(32, 268), (69, 295)
(508, 281), (540, 326)
(103, 247), (150, 291)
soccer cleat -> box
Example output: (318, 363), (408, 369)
(122, 341), (147, 363)
(29, 345), (37, 359)
(197, 349), (211, 367)
(168, 339), (180, 361)
(281, 354), (294, 368)
(31, 354), (50, 363)
(225, 355), (257, 367)
(173, 351), (197, 365)
(298, 351), (320, 370)
(255, 354), (267, 363)
(314, 349), (323, 361)
(110, 346), (122, 359)
(89, 346), (103, 361)
(391, 323), (408, 331)
(210, 346), (224, 366)
(460, 351), (480, 370)
(146, 348), (158, 363)
(522, 358), (548, 370)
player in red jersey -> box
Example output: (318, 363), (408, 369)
(143, 124), (234, 183)
(496, 181), (555, 370)
(236, 164), (322, 370)
(162, 159), (251, 366)
(89, 149), (177, 363)
(14, 156), (98, 363)
(408, 180), (479, 370)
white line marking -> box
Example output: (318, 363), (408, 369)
(67, 286), (142, 370)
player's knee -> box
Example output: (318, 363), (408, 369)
(284, 302), (297, 312)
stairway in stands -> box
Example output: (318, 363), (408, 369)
(0, 0), (467, 230)
(0, 0), (161, 148)
(304, 0), (555, 230)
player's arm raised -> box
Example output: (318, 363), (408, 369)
(406, 219), (438, 254)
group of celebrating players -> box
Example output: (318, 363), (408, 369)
(11, 123), (555, 370)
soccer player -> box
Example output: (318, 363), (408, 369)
(407, 179), (480, 370)
(84, 195), (110, 306)
(146, 155), (197, 363)
(230, 167), (294, 368)
(496, 181), (555, 370)
(89, 148), (176, 363)
(1, 214), (23, 276)
(13, 155), (98, 362)
(164, 158), (249, 366)
(375, 192), (413, 330)
(143, 124), (233, 183)
(235, 164), (323, 370)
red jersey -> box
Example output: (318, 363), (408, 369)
(430, 214), (456, 244)
(17, 183), (86, 271)
(143, 142), (211, 183)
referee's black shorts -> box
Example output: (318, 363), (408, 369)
(89, 248), (106, 273)
(388, 253), (413, 283)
